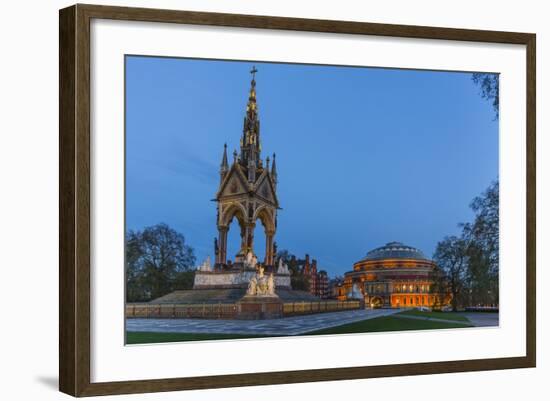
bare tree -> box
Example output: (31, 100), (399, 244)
(472, 73), (499, 118)
(126, 223), (196, 302)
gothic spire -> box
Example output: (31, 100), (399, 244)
(240, 66), (261, 169)
(271, 152), (278, 184)
(220, 143), (228, 177)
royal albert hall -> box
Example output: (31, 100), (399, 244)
(342, 241), (451, 308)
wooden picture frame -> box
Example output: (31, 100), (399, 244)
(59, 3), (536, 397)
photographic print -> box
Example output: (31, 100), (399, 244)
(124, 56), (500, 345)
(59, 6), (535, 395)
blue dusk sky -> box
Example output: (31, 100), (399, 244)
(125, 56), (498, 276)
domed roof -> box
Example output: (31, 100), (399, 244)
(362, 241), (427, 261)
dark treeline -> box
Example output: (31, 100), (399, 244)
(275, 250), (310, 291)
(126, 223), (196, 302)
(433, 180), (499, 311)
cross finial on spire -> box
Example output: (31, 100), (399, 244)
(250, 66), (258, 80)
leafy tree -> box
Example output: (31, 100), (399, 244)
(433, 180), (499, 309)
(462, 180), (499, 306)
(429, 266), (449, 309)
(467, 180), (499, 271)
(126, 223), (196, 302)
(472, 73), (499, 118)
(173, 270), (196, 292)
(291, 275), (310, 292)
(433, 236), (469, 311)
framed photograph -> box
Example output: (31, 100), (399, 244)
(59, 4), (536, 397)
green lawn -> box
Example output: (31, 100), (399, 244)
(303, 315), (472, 335)
(126, 331), (271, 344)
(397, 309), (470, 323)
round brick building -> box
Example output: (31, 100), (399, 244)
(342, 242), (450, 308)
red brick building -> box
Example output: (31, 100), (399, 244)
(302, 254), (330, 299)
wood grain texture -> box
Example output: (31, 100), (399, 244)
(525, 34), (536, 367)
(79, 3), (533, 44)
(59, 5), (76, 396)
(59, 3), (536, 397)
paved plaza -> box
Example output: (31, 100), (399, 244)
(126, 308), (402, 336)
(459, 312), (499, 327)
(126, 309), (499, 336)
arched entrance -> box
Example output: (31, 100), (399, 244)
(216, 202), (277, 268)
(226, 215), (245, 265)
(216, 202), (247, 266)
(370, 297), (383, 309)
(251, 223), (266, 263)
(254, 206), (275, 266)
